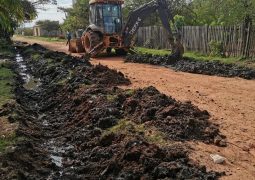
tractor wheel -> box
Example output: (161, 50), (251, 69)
(83, 30), (101, 56)
(115, 48), (128, 56)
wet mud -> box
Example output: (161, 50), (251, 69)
(126, 54), (255, 79)
(0, 43), (225, 179)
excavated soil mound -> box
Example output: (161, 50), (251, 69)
(123, 87), (221, 143)
(0, 43), (224, 179)
(126, 54), (255, 79)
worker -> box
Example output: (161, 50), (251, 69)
(66, 31), (72, 46)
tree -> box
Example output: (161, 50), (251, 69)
(190, 0), (255, 26)
(36, 20), (60, 33)
(123, 0), (158, 26)
(0, 0), (37, 39)
(123, 0), (189, 26)
(0, 0), (56, 39)
(174, 15), (185, 29)
(61, 0), (90, 32)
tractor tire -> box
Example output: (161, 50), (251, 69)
(115, 48), (128, 56)
(83, 30), (101, 56)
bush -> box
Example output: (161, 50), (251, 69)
(174, 15), (185, 30)
(209, 40), (224, 57)
(144, 38), (155, 49)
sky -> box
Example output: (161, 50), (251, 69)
(24, 0), (73, 27)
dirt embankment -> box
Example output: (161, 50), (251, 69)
(126, 54), (255, 79)
(11, 36), (255, 179)
(0, 43), (226, 179)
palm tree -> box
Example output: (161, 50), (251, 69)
(0, 0), (23, 31)
(0, 0), (36, 38)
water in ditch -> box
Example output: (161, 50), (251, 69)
(15, 53), (41, 91)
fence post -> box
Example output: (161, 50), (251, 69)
(244, 24), (251, 58)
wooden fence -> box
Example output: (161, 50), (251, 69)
(136, 25), (255, 58)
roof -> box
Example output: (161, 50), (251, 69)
(89, 0), (124, 5)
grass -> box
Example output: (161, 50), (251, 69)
(106, 94), (118, 102)
(124, 89), (135, 96)
(57, 70), (73, 85)
(105, 119), (168, 146)
(0, 40), (15, 57)
(0, 134), (16, 152)
(135, 47), (255, 67)
(135, 47), (172, 56)
(0, 134), (26, 153)
(0, 63), (15, 107)
(0, 40), (15, 107)
(31, 53), (41, 60)
(15, 35), (66, 42)
(0, 39), (16, 153)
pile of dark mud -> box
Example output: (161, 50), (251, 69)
(0, 43), (225, 179)
(126, 54), (255, 79)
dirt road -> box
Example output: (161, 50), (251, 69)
(13, 36), (255, 179)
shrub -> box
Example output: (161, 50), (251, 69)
(209, 40), (224, 57)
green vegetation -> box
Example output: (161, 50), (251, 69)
(107, 119), (134, 134)
(60, 0), (90, 32)
(124, 0), (255, 26)
(0, 41), (15, 107)
(135, 47), (171, 56)
(0, 132), (27, 153)
(16, 35), (65, 42)
(191, 0), (255, 26)
(106, 94), (118, 102)
(0, 40), (16, 153)
(0, 66), (14, 107)
(134, 47), (255, 67)
(0, 40), (15, 57)
(0, 0), (56, 39)
(0, 0), (36, 39)
(31, 53), (41, 60)
(124, 89), (135, 96)
(0, 134), (16, 152)
(105, 119), (168, 146)
(36, 20), (60, 33)
(57, 70), (73, 85)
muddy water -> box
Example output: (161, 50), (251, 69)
(15, 53), (67, 178)
(15, 53), (41, 90)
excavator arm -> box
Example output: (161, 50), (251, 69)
(122, 0), (184, 58)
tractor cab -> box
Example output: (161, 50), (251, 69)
(89, 0), (124, 34)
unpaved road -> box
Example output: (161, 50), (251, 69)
(14, 36), (255, 179)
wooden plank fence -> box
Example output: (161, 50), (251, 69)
(136, 25), (255, 58)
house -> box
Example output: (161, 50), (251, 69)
(33, 25), (63, 37)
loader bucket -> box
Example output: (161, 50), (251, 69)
(69, 38), (85, 53)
